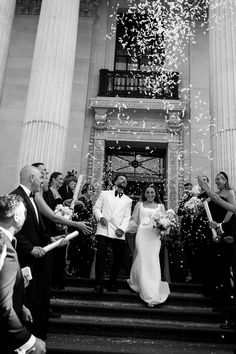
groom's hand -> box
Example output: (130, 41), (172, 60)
(99, 217), (108, 227)
(115, 228), (124, 238)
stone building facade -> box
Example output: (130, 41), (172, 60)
(0, 0), (234, 208)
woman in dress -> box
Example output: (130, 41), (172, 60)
(68, 183), (96, 277)
(127, 184), (170, 307)
(198, 172), (235, 302)
(188, 176), (212, 285)
(43, 172), (67, 289)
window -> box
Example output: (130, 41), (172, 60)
(115, 12), (165, 72)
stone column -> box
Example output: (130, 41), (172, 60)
(91, 108), (108, 195)
(209, 0), (236, 185)
(0, 0), (16, 102)
(16, 0), (80, 174)
(166, 112), (183, 210)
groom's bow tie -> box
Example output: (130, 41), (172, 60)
(115, 190), (123, 198)
(29, 192), (35, 199)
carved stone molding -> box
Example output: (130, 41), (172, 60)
(93, 108), (108, 129)
(166, 111), (183, 133)
(15, 0), (42, 15)
(80, 0), (99, 17)
(90, 97), (187, 112)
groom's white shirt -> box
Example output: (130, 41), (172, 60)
(93, 190), (132, 240)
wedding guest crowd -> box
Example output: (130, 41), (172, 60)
(0, 194), (46, 353)
(178, 172), (236, 332)
(1, 158), (236, 353)
(0, 163), (93, 353)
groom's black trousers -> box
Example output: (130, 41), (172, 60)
(95, 235), (125, 286)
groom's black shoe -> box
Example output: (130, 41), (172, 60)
(107, 285), (119, 292)
(93, 285), (104, 294)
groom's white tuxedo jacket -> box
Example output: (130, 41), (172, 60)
(93, 190), (132, 240)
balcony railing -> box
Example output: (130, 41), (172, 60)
(98, 69), (179, 100)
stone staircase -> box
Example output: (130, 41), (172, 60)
(47, 278), (236, 353)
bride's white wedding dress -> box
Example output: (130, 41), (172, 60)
(127, 203), (170, 306)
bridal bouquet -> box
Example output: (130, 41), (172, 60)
(54, 204), (73, 230)
(183, 196), (203, 216)
(153, 209), (178, 243)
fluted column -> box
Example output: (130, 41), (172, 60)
(0, 0), (16, 102)
(209, 0), (236, 185)
(16, 0), (80, 174)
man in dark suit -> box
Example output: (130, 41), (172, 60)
(11, 165), (49, 339)
(0, 194), (46, 353)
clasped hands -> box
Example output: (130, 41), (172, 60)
(30, 246), (45, 258)
(99, 217), (124, 238)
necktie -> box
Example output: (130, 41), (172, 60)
(115, 190), (123, 198)
(29, 192), (39, 222)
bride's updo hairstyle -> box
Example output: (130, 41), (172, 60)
(141, 183), (161, 203)
(218, 171), (232, 190)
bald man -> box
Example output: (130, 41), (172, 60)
(11, 166), (50, 340)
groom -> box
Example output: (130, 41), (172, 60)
(93, 174), (132, 293)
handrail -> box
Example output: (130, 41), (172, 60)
(98, 69), (179, 99)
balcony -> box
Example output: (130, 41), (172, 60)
(98, 69), (179, 100)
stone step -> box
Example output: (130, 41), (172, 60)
(48, 314), (235, 343)
(46, 334), (236, 354)
(65, 277), (204, 294)
(50, 298), (224, 323)
(52, 287), (214, 307)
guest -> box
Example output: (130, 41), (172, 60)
(93, 174), (132, 293)
(32, 162), (49, 191)
(198, 172), (236, 301)
(127, 184), (170, 307)
(187, 176), (212, 285)
(184, 182), (193, 191)
(204, 172), (235, 302)
(58, 173), (77, 204)
(69, 183), (96, 277)
(198, 175), (236, 328)
(43, 172), (66, 290)
(177, 184), (194, 282)
(0, 194), (46, 354)
(11, 166), (49, 340)
(32, 163), (92, 319)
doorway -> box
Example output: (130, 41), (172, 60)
(103, 140), (167, 277)
(104, 140), (166, 203)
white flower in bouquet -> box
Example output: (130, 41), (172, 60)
(54, 204), (73, 230)
(165, 209), (176, 222)
(184, 196), (203, 215)
(54, 204), (73, 219)
(153, 209), (177, 232)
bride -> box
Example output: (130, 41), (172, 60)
(127, 184), (170, 307)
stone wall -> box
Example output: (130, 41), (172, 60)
(0, 0), (210, 193)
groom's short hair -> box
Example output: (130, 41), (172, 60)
(113, 173), (127, 184)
